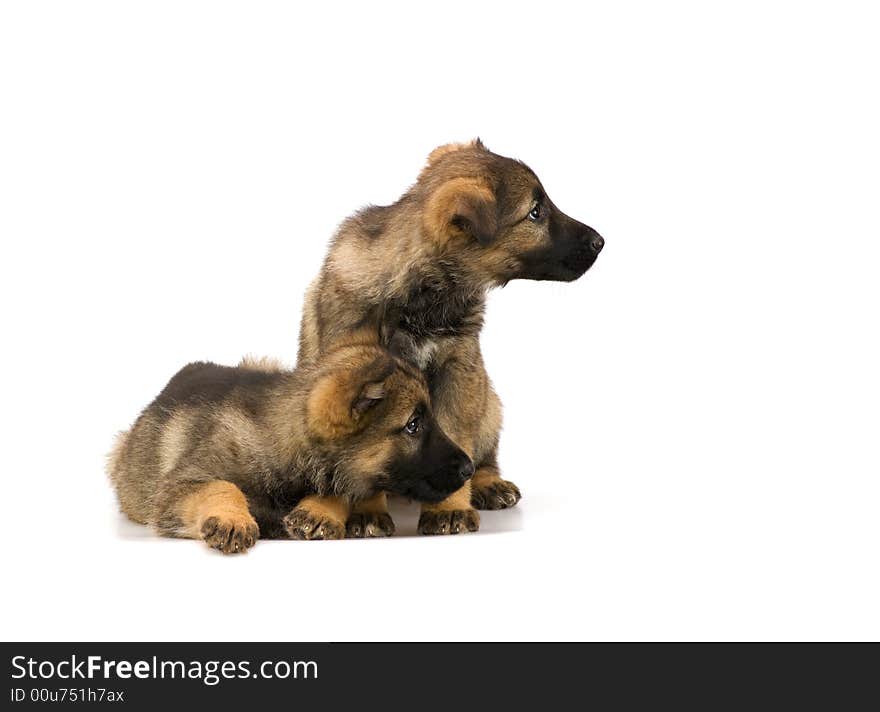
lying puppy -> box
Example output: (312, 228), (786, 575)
(107, 342), (474, 553)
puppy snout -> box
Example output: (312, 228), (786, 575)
(589, 233), (604, 253)
(457, 456), (475, 482)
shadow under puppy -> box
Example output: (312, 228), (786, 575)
(107, 342), (474, 553)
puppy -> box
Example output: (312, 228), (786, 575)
(107, 342), (474, 553)
(297, 139), (603, 535)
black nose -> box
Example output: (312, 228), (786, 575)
(590, 234), (604, 253)
(457, 457), (475, 482)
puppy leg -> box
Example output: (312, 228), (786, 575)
(470, 459), (522, 511)
(161, 480), (260, 554)
(469, 386), (520, 510)
(284, 495), (350, 541)
(418, 481), (480, 535)
(420, 338), (509, 533)
(346, 493), (395, 538)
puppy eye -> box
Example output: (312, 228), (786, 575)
(528, 204), (542, 221)
(404, 415), (421, 435)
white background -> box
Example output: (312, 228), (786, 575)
(2, 1), (878, 642)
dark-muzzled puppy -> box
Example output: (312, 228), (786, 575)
(107, 342), (474, 553)
(297, 139), (603, 535)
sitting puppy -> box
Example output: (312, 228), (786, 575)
(107, 341), (474, 553)
(298, 139), (604, 535)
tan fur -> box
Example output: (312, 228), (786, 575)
(345, 439), (395, 480)
(297, 277), (323, 363)
(474, 384), (503, 461)
(107, 430), (129, 486)
(177, 480), (255, 539)
(216, 406), (264, 453)
(106, 429), (143, 523)
(283, 494), (351, 540)
(304, 347), (395, 441)
(107, 430), (129, 473)
(306, 373), (360, 439)
(422, 139), (485, 175)
(326, 218), (429, 302)
(424, 176), (497, 245)
(351, 492), (388, 515)
(294, 495), (350, 527)
(239, 355), (287, 372)
(422, 480), (472, 512)
(158, 409), (192, 476)
(471, 467), (503, 492)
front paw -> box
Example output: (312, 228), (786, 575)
(418, 509), (479, 536)
(283, 507), (345, 541)
(200, 515), (259, 554)
(346, 512), (395, 538)
(471, 478), (521, 510)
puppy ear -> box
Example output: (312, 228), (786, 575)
(425, 177), (498, 246)
(306, 359), (394, 440)
(352, 380), (386, 417)
(424, 138), (488, 167)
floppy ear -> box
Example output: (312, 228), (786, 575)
(424, 177), (498, 246)
(351, 380), (386, 417)
(306, 362), (393, 440)
(424, 138), (488, 168)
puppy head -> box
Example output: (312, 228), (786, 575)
(305, 345), (473, 503)
(305, 347), (397, 441)
(420, 139), (604, 284)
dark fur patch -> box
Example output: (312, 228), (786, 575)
(389, 274), (485, 339)
(154, 362), (280, 415)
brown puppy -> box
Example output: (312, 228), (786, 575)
(107, 342), (473, 553)
(298, 140), (603, 535)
